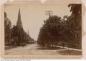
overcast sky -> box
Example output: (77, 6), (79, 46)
(4, 0), (81, 40)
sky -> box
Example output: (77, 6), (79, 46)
(4, 0), (81, 40)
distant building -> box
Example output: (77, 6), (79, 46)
(11, 9), (34, 46)
(17, 9), (23, 29)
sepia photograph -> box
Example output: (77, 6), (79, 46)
(3, 0), (82, 58)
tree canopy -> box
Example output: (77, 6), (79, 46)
(37, 4), (82, 49)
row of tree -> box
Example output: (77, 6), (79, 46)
(37, 4), (82, 49)
(4, 9), (34, 48)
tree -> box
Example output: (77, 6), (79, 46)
(37, 15), (62, 48)
(11, 25), (27, 46)
(4, 12), (12, 46)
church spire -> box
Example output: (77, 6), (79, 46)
(17, 9), (23, 28)
(4, 12), (7, 18)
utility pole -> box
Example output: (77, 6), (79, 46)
(46, 10), (53, 17)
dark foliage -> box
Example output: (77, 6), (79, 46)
(4, 12), (12, 46)
(37, 4), (82, 49)
(37, 16), (62, 48)
(4, 10), (34, 48)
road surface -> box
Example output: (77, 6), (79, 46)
(5, 43), (81, 56)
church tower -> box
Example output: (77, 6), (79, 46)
(17, 9), (23, 29)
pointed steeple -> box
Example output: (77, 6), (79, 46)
(17, 9), (23, 28)
(4, 12), (7, 18)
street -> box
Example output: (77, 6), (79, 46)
(5, 43), (59, 55)
(5, 43), (81, 56)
